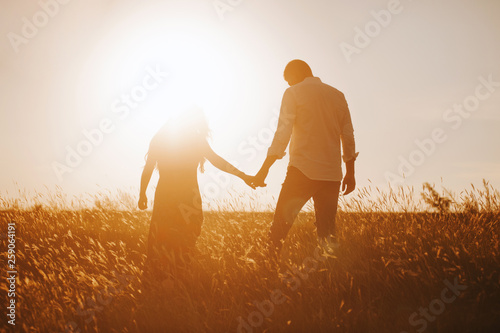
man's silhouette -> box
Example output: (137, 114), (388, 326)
(253, 59), (358, 255)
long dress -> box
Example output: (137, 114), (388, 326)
(146, 133), (206, 268)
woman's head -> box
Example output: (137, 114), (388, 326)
(166, 106), (210, 143)
(149, 106), (211, 171)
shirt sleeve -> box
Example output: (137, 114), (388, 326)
(267, 88), (297, 159)
(340, 94), (359, 162)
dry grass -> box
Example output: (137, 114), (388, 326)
(1, 182), (499, 332)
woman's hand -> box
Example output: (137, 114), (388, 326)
(138, 193), (148, 210)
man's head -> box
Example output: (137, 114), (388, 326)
(283, 59), (313, 86)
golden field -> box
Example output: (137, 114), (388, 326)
(1, 182), (499, 333)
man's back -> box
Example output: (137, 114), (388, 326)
(269, 76), (356, 182)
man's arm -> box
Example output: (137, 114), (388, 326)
(253, 155), (279, 187)
(253, 89), (296, 187)
(339, 93), (358, 195)
(342, 158), (356, 195)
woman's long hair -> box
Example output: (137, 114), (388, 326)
(147, 106), (211, 172)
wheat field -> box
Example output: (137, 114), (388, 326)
(1, 182), (499, 333)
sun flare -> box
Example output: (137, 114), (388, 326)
(76, 16), (242, 153)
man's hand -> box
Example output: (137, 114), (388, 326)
(138, 193), (148, 210)
(253, 169), (269, 188)
(341, 173), (356, 195)
(252, 155), (277, 188)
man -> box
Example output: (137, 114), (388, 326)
(252, 59), (358, 255)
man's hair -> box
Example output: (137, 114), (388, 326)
(283, 59), (313, 81)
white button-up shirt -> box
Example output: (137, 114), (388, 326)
(268, 77), (358, 181)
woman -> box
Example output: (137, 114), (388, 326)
(138, 107), (254, 275)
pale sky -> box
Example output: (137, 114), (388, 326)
(1, 0), (499, 209)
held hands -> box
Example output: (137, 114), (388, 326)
(241, 174), (257, 190)
(138, 193), (148, 210)
(240, 170), (269, 189)
(252, 169), (268, 188)
(241, 155), (277, 190)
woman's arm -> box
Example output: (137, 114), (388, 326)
(205, 143), (256, 189)
(138, 155), (156, 210)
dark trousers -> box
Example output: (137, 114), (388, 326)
(269, 166), (341, 249)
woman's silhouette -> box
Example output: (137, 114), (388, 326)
(138, 107), (253, 277)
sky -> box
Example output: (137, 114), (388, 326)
(1, 0), (499, 209)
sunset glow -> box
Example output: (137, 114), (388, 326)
(1, 1), (500, 332)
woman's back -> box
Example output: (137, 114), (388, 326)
(148, 107), (210, 183)
(151, 136), (203, 183)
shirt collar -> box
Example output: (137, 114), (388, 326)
(303, 76), (321, 83)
